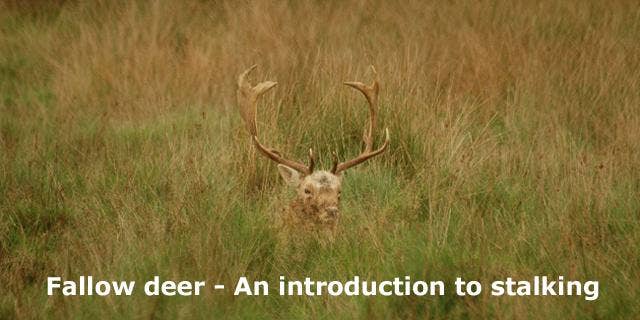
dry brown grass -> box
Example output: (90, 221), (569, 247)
(1, 0), (639, 318)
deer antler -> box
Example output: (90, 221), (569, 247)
(237, 65), (315, 175)
(332, 65), (390, 174)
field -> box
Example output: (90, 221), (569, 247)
(1, 0), (639, 318)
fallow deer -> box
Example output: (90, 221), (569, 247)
(236, 65), (389, 233)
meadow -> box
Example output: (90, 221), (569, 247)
(1, 0), (639, 318)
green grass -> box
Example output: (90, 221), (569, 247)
(1, 0), (640, 318)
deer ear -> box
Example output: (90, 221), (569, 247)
(277, 164), (301, 187)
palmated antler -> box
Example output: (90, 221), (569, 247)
(332, 66), (390, 174)
(237, 65), (315, 175)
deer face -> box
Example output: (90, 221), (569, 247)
(278, 165), (342, 224)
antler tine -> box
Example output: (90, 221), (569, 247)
(308, 148), (316, 173)
(237, 65), (314, 175)
(344, 65), (379, 153)
(237, 64), (276, 136)
(332, 66), (390, 174)
(331, 151), (339, 173)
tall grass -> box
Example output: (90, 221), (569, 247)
(1, 0), (639, 318)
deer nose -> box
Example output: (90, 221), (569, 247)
(325, 207), (339, 217)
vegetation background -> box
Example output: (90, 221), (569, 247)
(1, 0), (639, 318)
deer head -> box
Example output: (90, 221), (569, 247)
(236, 65), (389, 226)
